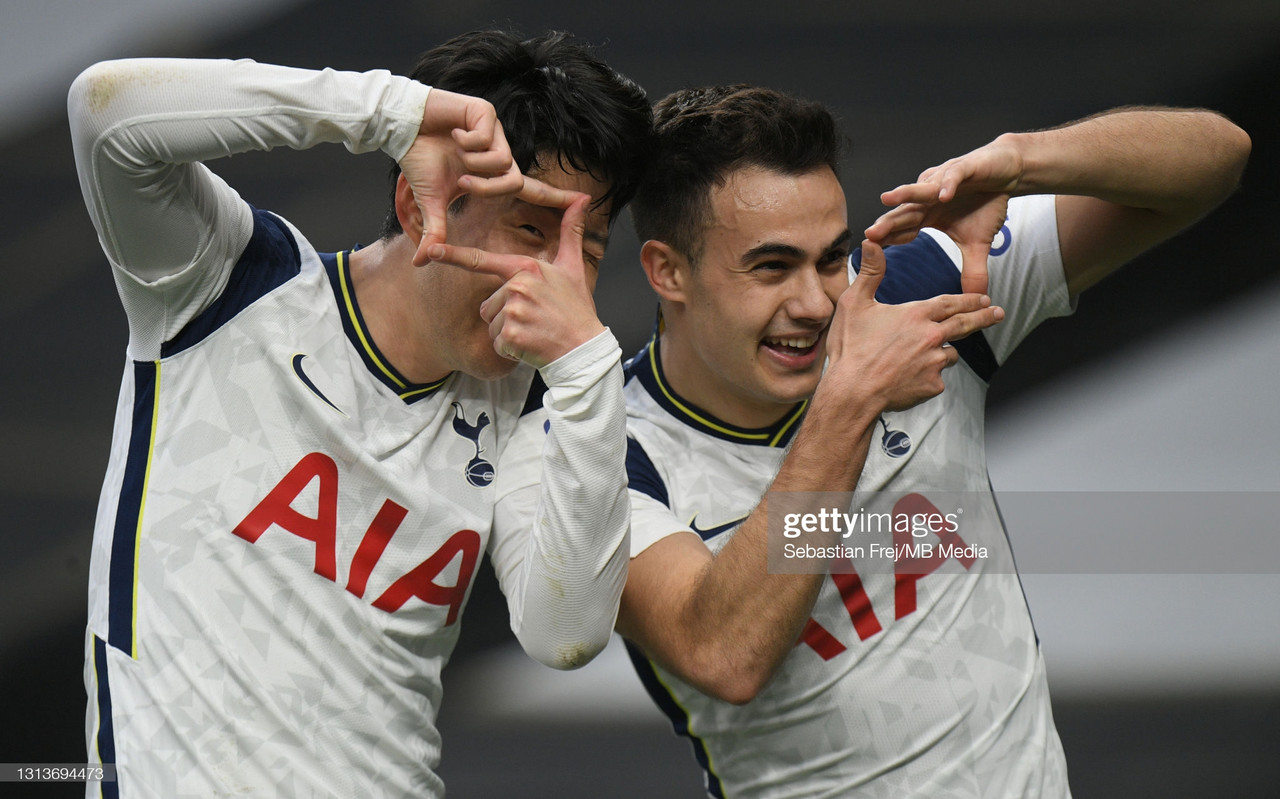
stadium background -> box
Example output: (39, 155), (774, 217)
(2, 0), (1277, 795)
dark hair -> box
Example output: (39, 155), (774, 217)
(381, 30), (653, 238)
(631, 85), (841, 264)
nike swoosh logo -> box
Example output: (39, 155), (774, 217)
(292, 353), (346, 415)
(688, 514), (748, 540)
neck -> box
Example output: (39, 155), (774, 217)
(657, 324), (798, 431)
(347, 238), (451, 384)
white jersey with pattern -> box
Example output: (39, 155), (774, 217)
(71, 58), (629, 798)
(624, 195), (1075, 798)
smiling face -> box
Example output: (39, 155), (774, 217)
(651, 165), (851, 428)
(419, 157), (612, 381)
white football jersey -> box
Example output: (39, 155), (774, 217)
(72, 58), (630, 798)
(86, 222), (531, 797)
(625, 195), (1075, 798)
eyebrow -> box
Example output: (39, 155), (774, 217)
(827, 229), (854, 253)
(585, 229), (610, 252)
(739, 228), (853, 265)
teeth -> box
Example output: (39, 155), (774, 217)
(767, 335), (818, 349)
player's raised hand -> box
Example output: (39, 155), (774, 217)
(400, 88), (525, 264)
(822, 240), (1004, 412)
(424, 180), (605, 369)
(865, 137), (1027, 296)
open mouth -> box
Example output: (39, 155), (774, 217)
(761, 333), (820, 358)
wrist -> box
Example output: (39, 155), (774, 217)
(539, 321), (607, 366)
(418, 87), (461, 136)
(990, 131), (1033, 195)
(776, 388), (876, 491)
(806, 374), (883, 439)
(538, 326), (618, 386)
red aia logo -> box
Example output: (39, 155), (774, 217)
(232, 452), (479, 625)
(798, 493), (977, 660)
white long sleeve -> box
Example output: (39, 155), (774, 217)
(491, 331), (631, 669)
(68, 58), (428, 354)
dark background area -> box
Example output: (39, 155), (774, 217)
(2, 1), (1278, 796)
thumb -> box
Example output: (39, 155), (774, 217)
(554, 193), (592, 269)
(414, 196), (449, 266)
(959, 242), (990, 295)
(850, 239), (886, 302)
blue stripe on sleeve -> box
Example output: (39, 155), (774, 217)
(852, 236), (999, 382)
(626, 437), (670, 507)
(520, 372), (548, 418)
(162, 208), (301, 357)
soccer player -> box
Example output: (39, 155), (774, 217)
(71, 31), (651, 796)
(611, 87), (1249, 796)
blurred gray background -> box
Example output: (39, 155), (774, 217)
(2, 1), (1278, 796)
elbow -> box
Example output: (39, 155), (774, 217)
(1226, 122), (1253, 186)
(69, 60), (132, 119)
(1208, 112), (1253, 194)
(515, 627), (611, 671)
(708, 675), (769, 707)
(680, 647), (776, 706)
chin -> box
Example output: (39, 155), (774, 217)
(767, 373), (822, 405)
(463, 350), (522, 381)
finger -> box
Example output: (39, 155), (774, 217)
(554, 193), (592, 268)
(879, 182), (940, 209)
(865, 204), (927, 243)
(849, 239), (886, 302)
(452, 125), (495, 153)
(457, 147), (518, 176)
(424, 242), (534, 282)
(935, 168), (960, 202)
(920, 292), (991, 323)
(450, 105), (499, 152)
(489, 304), (533, 364)
(489, 315), (522, 363)
(479, 282), (512, 325)
(941, 343), (961, 369)
(416, 199), (451, 261)
(489, 305), (508, 349)
(937, 305), (1005, 342)
(959, 242), (990, 295)
(873, 230), (925, 248)
(933, 160), (975, 202)
(454, 118), (520, 196)
(518, 176), (587, 210)
(458, 165), (524, 198)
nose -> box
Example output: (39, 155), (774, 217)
(787, 265), (837, 324)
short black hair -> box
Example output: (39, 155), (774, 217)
(631, 85), (841, 264)
(381, 30), (653, 238)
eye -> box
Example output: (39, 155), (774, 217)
(752, 260), (789, 273)
(518, 224), (544, 239)
(819, 249), (851, 272)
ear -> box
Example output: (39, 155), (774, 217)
(640, 240), (690, 304)
(394, 173), (423, 243)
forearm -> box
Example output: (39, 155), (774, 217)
(652, 389), (880, 702)
(1006, 107), (1250, 221)
(68, 58), (429, 279)
(493, 331), (630, 670)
